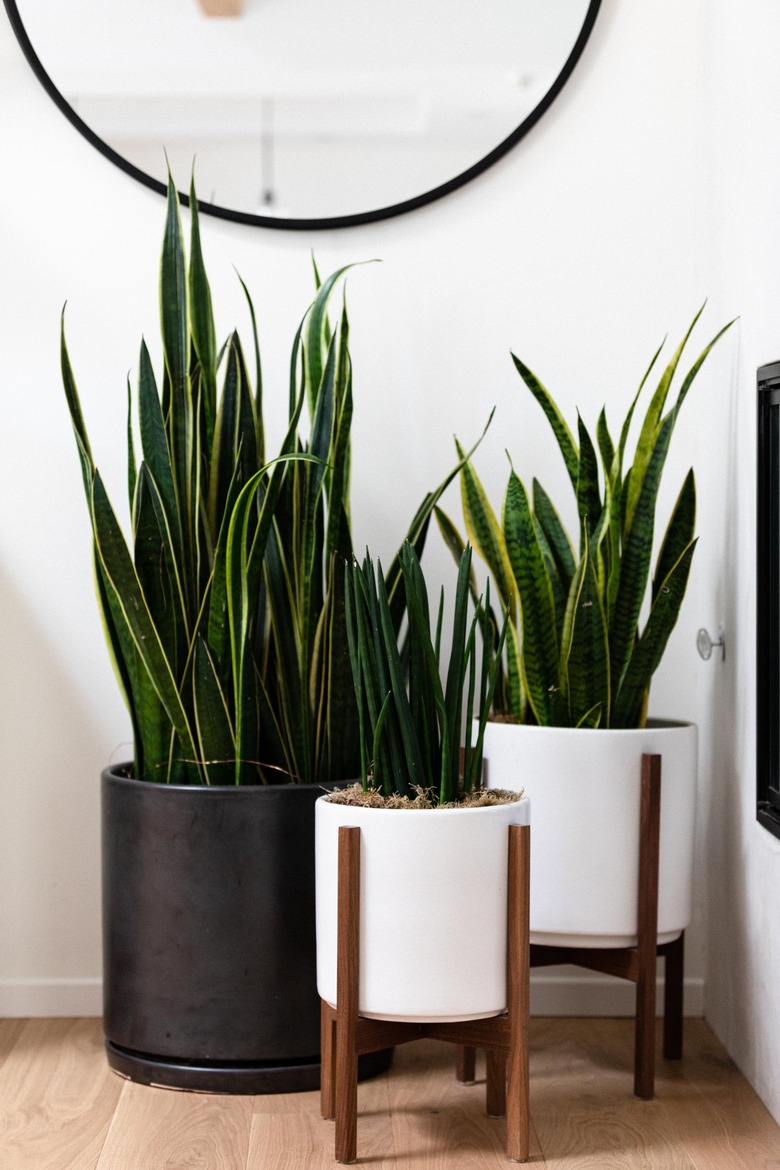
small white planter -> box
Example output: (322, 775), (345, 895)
(481, 719), (697, 948)
(315, 793), (531, 1022)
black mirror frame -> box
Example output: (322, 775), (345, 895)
(3, 0), (601, 231)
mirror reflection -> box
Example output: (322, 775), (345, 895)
(13, 0), (594, 223)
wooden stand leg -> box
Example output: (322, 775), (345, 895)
(663, 931), (685, 1060)
(634, 755), (661, 1100)
(485, 1049), (506, 1118)
(321, 1001), (336, 1120)
(456, 1045), (477, 1084)
(507, 824), (530, 1162)
(335, 827), (361, 1164)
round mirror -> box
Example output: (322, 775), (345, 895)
(4, 0), (601, 230)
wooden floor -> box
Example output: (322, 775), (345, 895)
(1, 1018), (779, 1168)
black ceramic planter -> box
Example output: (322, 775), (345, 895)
(102, 767), (390, 1092)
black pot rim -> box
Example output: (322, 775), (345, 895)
(103, 762), (353, 796)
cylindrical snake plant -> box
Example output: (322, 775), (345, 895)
(344, 542), (507, 804)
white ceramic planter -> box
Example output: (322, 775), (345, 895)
(315, 794), (531, 1022)
(481, 719), (697, 948)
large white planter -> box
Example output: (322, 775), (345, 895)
(315, 794), (531, 1022)
(481, 720), (697, 948)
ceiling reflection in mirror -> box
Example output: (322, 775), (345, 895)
(8, 0), (599, 227)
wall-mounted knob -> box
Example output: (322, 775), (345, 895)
(697, 627), (726, 662)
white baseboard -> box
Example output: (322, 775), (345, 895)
(0, 973), (704, 1019)
(0, 978), (102, 1017)
(530, 970), (704, 1017)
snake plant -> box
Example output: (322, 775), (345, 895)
(62, 178), (477, 785)
(437, 308), (734, 730)
(344, 542), (506, 804)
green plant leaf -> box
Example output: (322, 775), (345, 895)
(457, 440), (516, 614)
(435, 507), (475, 591)
(188, 174), (217, 457)
(512, 352), (579, 491)
(504, 620), (526, 721)
(610, 412), (674, 696)
(576, 413), (602, 541)
(92, 549), (141, 767)
(357, 554), (407, 796)
(324, 303), (354, 565)
(377, 559), (426, 794)
(126, 379), (137, 515)
(138, 339), (178, 521)
(668, 318), (737, 422)
(226, 451), (321, 782)
(625, 307), (705, 534)
(91, 471), (201, 775)
(236, 271), (264, 464)
(653, 469), (696, 603)
(613, 540), (697, 727)
(315, 559), (361, 785)
(304, 263), (368, 417)
(532, 513), (566, 638)
(440, 545), (474, 801)
(596, 408), (614, 481)
(560, 525), (610, 727)
(60, 313), (95, 502)
(469, 588), (509, 783)
(192, 635), (235, 785)
(532, 480), (576, 594)
(382, 412), (494, 629)
(575, 703), (602, 729)
(133, 465), (186, 671)
(503, 472), (559, 725)
(160, 176), (192, 518)
(615, 338), (665, 478)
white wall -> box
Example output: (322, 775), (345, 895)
(700, 0), (780, 1127)
(0, 0), (745, 1064)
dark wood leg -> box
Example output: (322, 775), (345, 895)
(320, 1000), (336, 1120)
(663, 931), (685, 1060)
(456, 1045), (477, 1084)
(506, 824), (530, 1162)
(486, 1048), (506, 1117)
(335, 827), (361, 1164)
(634, 755), (661, 1100)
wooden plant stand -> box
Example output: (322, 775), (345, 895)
(457, 754), (683, 1101)
(320, 823), (531, 1164)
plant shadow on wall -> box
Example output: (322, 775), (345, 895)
(59, 175), (486, 1092)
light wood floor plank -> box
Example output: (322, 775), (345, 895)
(2, 1017), (778, 1168)
(530, 1019), (699, 1170)
(676, 1019), (780, 1169)
(0, 1018), (122, 1170)
(387, 1039), (545, 1167)
(0, 1019), (26, 1068)
(96, 1080), (253, 1170)
(530, 1019), (780, 1170)
(249, 1062), (393, 1166)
